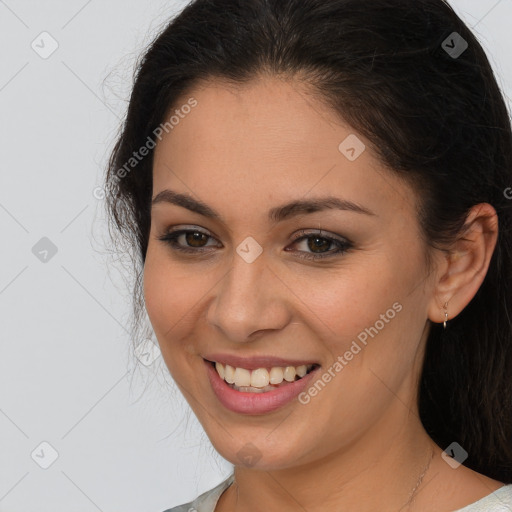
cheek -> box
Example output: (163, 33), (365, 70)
(143, 246), (200, 349)
(310, 253), (423, 371)
(298, 268), (422, 430)
(299, 264), (398, 341)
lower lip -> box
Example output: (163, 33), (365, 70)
(205, 359), (320, 415)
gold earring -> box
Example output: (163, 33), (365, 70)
(443, 302), (449, 329)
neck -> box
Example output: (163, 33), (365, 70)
(220, 407), (438, 512)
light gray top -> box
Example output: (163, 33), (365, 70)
(163, 475), (512, 512)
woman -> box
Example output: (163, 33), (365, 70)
(104, 0), (512, 510)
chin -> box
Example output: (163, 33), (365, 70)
(205, 426), (312, 471)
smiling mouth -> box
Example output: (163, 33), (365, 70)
(206, 359), (320, 393)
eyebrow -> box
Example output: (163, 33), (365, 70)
(151, 189), (375, 223)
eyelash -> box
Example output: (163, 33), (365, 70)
(157, 227), (353, 261)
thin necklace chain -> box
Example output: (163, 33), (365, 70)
(230, 446), (436, 511)
(401, 446), (435, 510)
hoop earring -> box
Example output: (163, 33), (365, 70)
(443, 302), (449, 329)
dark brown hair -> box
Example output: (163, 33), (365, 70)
(105, 0), (512, 480)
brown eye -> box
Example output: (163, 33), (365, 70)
(305, 236), (332, 253)
(184, 231), (209, 247)
(288, 230), (353, 261)
(157, 227), (353, 261)
(157, 228), (220, 254)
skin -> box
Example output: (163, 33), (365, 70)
(143, 75), (502, 511)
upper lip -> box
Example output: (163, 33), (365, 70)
(203, 353), (320, 370)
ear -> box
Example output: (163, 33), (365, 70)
(427, 203), (499, 325)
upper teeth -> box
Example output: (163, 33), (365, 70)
(214, 362), (313, 388)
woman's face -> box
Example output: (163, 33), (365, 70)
(144, 76), (440, 470)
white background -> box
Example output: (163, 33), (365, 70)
(1, 1), (511, 511)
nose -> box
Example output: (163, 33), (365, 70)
(206, 249), (290, 342)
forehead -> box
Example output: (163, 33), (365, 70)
(152, 76), (415, 224)
(155, 76), (348, 169)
